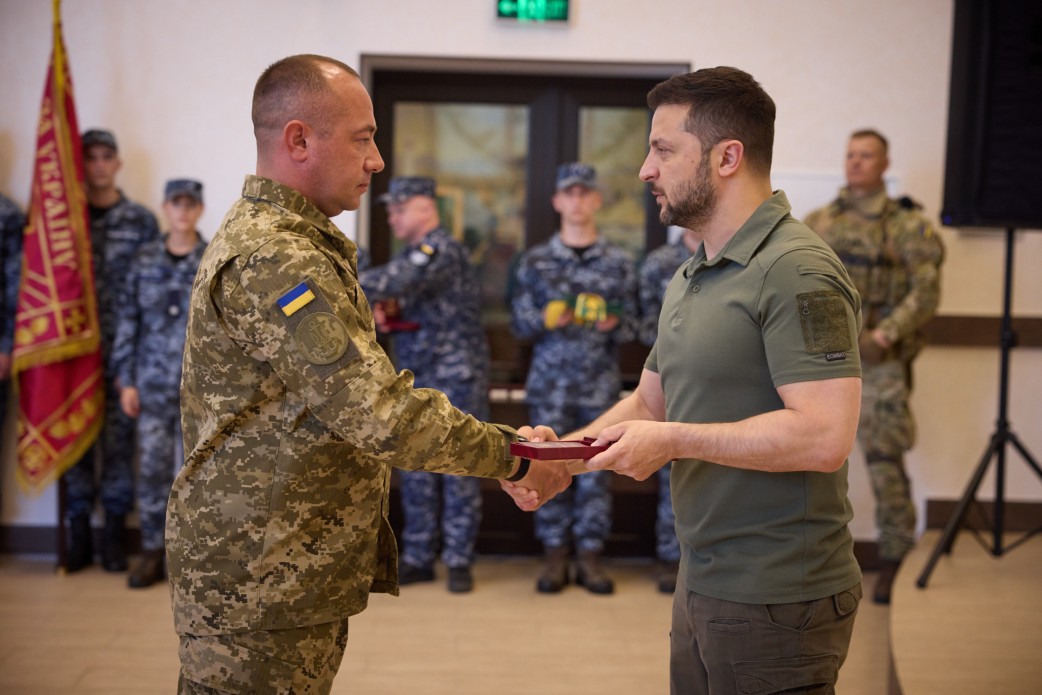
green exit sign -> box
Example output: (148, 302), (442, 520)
(498, 0), (570, 22)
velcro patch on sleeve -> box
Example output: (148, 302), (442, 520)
(796, 290), (852, 355)
(277, 278), (359, 378)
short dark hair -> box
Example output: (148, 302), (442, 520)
(252, 54), (359, 138)
(647, 67), (776, 176)
(850, 128), (889, 155)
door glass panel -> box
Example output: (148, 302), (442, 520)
(578, 106), (650, 263)
(391, 102), (529, 325)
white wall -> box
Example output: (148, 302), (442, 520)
(2, 0), (1040, 541)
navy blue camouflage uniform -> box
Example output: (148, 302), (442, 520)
(0, 193), (26, 434)
(64, 193), (159, 519)
(112, 235), (207, 551)
(638, 238), (693, 564)
(511, 234), (638, 552)
(359, 227), (490, 570)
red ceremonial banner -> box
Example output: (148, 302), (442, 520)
(12, 0), (103, 492)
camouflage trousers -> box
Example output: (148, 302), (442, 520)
(530, 401), (613, 552)
(859, 360), (917, 561)
(657, 462), (680, 562)
(177, 619), (349, 694)
(136, 401), (183, 551)
(399, 470), (481, 568)
(398, 377), (486, 569)
(63, 378), (137, 518)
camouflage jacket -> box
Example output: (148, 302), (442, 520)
(805, 187), (944, 359)
(88, 192), (160, 356)
(111, 235), (207, 405)
(359, 226), (489, 390)
(169, 175), (517, 636)
(638, 238), (695, 348)
(0, 193), (26, 355)
(510, 233), (638, 406)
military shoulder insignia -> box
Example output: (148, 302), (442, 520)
(277, 282), (316, 316)
(409, 243), (436, 266)
(275, 278), (356, 376)
(295, 312), (349, 365)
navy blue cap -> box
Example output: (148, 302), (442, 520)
(82, 129), (118, 152)
(164, 178), (203, 204)
(378, 176), (436, 204)
(555, 162), (598, 191)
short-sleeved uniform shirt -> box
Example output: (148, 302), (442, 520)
(169, 176), (517, 637)
(647, 191), (863, 605)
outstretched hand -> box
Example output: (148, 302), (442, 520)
(500, 425), (572, 511)
(583, 420), (673, 481)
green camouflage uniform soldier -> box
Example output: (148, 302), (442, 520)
(804, 129), (944, 605)
(169, 54), (569, 695)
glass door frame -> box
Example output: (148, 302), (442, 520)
(360, 55), (690, 264)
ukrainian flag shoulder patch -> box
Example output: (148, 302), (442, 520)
(278, 281), (316, 316)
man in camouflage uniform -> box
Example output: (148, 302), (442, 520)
(637, 228), (699, 593)
(169, 55), (569, 694)
(359, 176), (490, 593)
(511, 162), (639, 595)
(113, 179), (207, 589)
(805, 129), (944, 604)
(65, 129), (160, 573)
(0, 192), (26, 441)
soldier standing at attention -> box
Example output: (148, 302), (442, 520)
(0, 191), (26, 436)
(168, 54), (569, 694)
(636, 227), (700, 593)
(65, 129), (160, 573)
(359, 176), (490, 594)
(510, 162), (639, 595)
(804, 129), (944, 604)
(112, 179), (207, 589)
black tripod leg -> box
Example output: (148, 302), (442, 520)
(1007, 432), (1042, 479)
(916, 433), (1000, 589)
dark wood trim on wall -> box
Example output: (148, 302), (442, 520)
(923, 315), (1042, 348)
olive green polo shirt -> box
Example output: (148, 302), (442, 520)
(647, 191), (863, 604)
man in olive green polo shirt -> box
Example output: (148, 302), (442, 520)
(515, 67), (865, 694)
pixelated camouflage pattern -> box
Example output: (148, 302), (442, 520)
(0, 193), (26, 428)
(359, 226), (490, 389)
(637, 239), (690, 561)
(866, 456), (916, 561)
(64, 192), (159, 517)
(110, 235), (205, 550)
(511, 234), (638, 408)
(355, 246), (371, 273)
(530, 401), (612, 552)
(804, 188), (943, 357)
(178, 618), (349, 694)
(806, 188), (941, 563)
(88, 192), (161, 359)
(359, 226), (490, 569)
(638, 238), (694, 347)
(0, 192), (26, 356)
(136, 406), (182, 550)
(860, 360), (917, 560)
(112, 236), (207, 404)
(170, 175), (517, 636)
